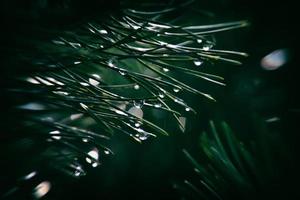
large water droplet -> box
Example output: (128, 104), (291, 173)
(89, 78), (100, 86)
(193, 59), (203, 66)
(128, 107), (143, 118)
(33, 181), (51, 199)
(133, 84), (140, 90)
(99, 29), (108, 34)
(185, 107), (191, 112)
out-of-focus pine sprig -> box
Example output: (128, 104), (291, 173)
(0, 0), (248, 198)
(178, 120), (294, 200)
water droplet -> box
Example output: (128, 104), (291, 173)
(92, 74), (101, 80)
(261, 49), (289, 70)
(53, 91), (69, 96)
(133, 100), (145, 109)
(86, 149), (99, 167)
(134, 122), (141, 127)
(92, 163), (98, 168)
(139, 134), (149, 141)
(104, 150), (110, 155)
(18, 102), (46, 111)
(128, 107), (143, 118)
(99, 29), (108, 34)
(70, 113), (83, 120)
(163, 68), (169, 72)
(193, 59), (203, 66)
(50, 130), (61, 140)
(52, 40), (65, 45)
(73, 165), (85, 177)
(74, 61), (81, 65)
(114, 109), (128, 116)
(119, 70), (127, 76)
(158, 93), (165, 98)
(33, 181), (51, 199)
(23, 171), (37, 180)
(26, 77), (40, 84)
(203, 44), (213, 51)
(82, 138), (89, 143)
(133, 84), (140, 90)
(185, 107), (191, 112)
(132, 25), (140, 30)
(197, 39), (203, 43)
(80, 82), (89, 86)
(89, 78), (100, 86)
(154, 103), (162, 108)
(70, 42), (81, 49)
(173, 87), (181, 93)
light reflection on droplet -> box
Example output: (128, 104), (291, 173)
(163, 68), (169, 72)
(185, 107), (191, 112)
(261, 49), (289, 70)
(193, 59), (203, 66)
(33, 181), (51, 199)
